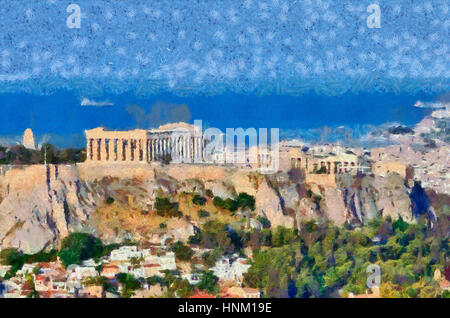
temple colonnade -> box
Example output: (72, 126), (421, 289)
(85, 127), (206, 163)
(290, 157), (361, 174)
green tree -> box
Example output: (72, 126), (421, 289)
(170, 241), (194, 262)
(58, 233), (105, 268)
(192, 194), (207, 206)
(117, 273), (141, 298)
(154, 197), (182, 218)
(197, 271), (219, 294)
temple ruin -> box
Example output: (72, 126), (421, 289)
(85, 123), (207, 164)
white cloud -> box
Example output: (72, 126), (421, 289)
(81, 98), (114, 107)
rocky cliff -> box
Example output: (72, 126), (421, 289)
(0, 163), (431, 253)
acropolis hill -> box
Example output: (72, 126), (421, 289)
(0, 154), (436, 254)
(0, 114), (448, 254)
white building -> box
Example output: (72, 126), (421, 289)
(109, 246), (146, 261)
(211, 255), (251, 284)
(144, 252), (176, 271)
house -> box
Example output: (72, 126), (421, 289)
(33, 271), (67, 294)
(131, 284), (167, 298)
(110, 246), (143, 261)
(101, 264), (120, 279)
(129, 266), (146, 278)
(143, 264), (163, 277)
(74, 266), (98, 280)
(16, 263), (38, 276)
(82, 259), (100, 267)
(211, 255), (251, 284)
(0, 265), (11, 277)
(221, 286), (261, 298)
(117, 262), (133, 274)
(34, 275), (52, 292)
(144, 252), (177, 271)
(433, 268), (450, 292)
(189, 291), (215, 298)
(81, 285), (104, 298)
(1, 280), (24, 298)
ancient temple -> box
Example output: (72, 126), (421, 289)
(84, 123), (207, 164)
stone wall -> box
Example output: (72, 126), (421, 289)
(0, 165), (47, 198)
(77, 162), (156, 182)
(372, 161), (407, 178)
(305, 173), (336, 187)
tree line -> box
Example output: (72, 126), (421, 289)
(0, 143), (85, 165)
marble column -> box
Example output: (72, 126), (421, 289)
(186, 136), (190, 161)
(172, 137), (177, 161)
(125, 139), (131, 161)
(92, 138), (99, 161)
(131, 139), (136, 161)
(138, 139), (142, 161)
(180, 137), (184, 160)
(101, 139), (108, 161)
(178, 137), (183, 160)
(117, 139), (123, 161)
(202, 137), (206, 161)
(194, 137), (198, 160)
(150, 139), (153, 162)
(153, 139), (157, 160)
(145, 139), (149, 162)
(180, 137), (183, 159)
(111, 138), (119, 161)
(152, 139), (156, 159)
(87, 138), (92, 161)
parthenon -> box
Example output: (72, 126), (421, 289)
(85, 123), (207, 164)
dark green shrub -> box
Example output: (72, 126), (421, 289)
(257, 215), (271, 228)
(58, 233), (105, 268)
(235, 192), (255, 211)
(192, 194), (207, 206)
(154, 197), (182, 218)
(117, 273), (141, 297)
(197, 271), (219, 294)
(198, 210), (210, 218)
(170, 241), (194, 262)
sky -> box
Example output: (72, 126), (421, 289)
(0, 0), (448, 148)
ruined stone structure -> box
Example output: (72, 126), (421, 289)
(288, 148), (368, 175)
(85, 123), (207, 164)
(22, 128), (36, 150)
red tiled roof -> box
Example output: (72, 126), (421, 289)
(189, 291), (215, 298)
(440, 279), (450, 289)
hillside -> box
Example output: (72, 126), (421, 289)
(0, 162), (441, 254)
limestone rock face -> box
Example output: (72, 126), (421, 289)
(205, 180), (237, 199)
(0, 165), (96, 253)
(22, 128), (36, 150)
(322, 188), (347, 226)
(0, 163), (423, 253)
(371, 174), (413, 222)
(255, 180), (294, 228)
(166, 218), (195, 242)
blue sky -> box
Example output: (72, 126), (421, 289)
(0, 1), (448, 147)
